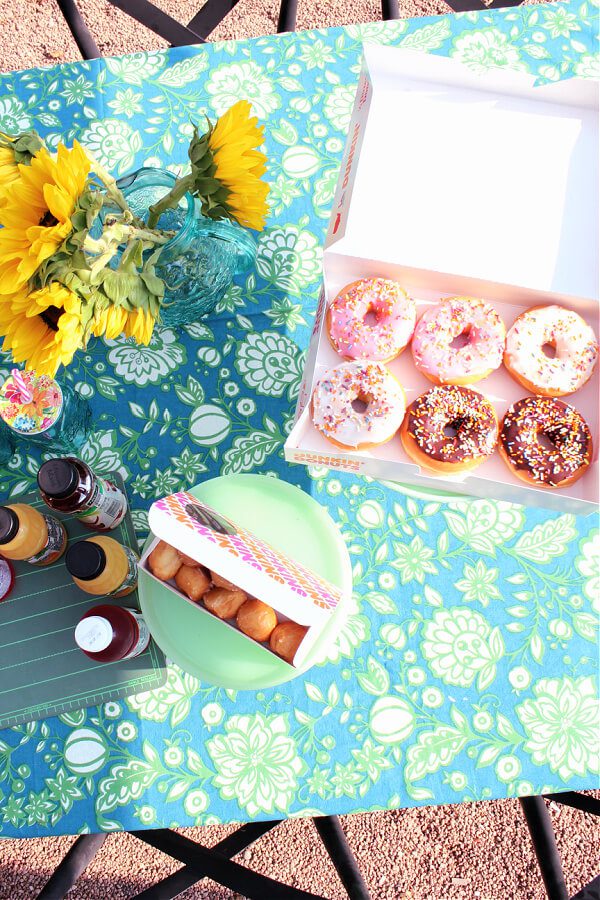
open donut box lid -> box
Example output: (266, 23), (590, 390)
(139, 491), (344, 667)
(285, 45), (599, 514)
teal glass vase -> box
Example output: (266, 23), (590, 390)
(116, 168), (257, 326)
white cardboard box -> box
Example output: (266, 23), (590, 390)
(139, 491), (346, 667)
(285, 46), (599, 513)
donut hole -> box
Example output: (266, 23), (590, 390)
(542, 341), (557, 359)
(364, 306), (379, 327)
(444, 423), (459, 439)
(352, 396), (369, 414)
(443, 418), (465, 440)
(538, 430), (558, 451)
(450, 328), (471, 350)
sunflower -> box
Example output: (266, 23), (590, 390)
(124, 307), (155, 344)
(147, 100), (270, 231)
(0, 147), (19, 202)
(0, 140), (91, 295)
(0, 282), (85, 376)
(0, 131), (44, 207)
(207, 100), (269, 231)
(91, 305), (128, 341)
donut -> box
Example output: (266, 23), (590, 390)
(504, 306), (598, 397)
(210, 570), (238, 591)
(311, 361), (406, 450)
(327, 278), (416, 362)
(499, 396), (592, 488)
(400, 385), (498, 473)
(174, 565), (211, 602)
(269, 622), (308, 665)
(236, 599), (277, 642)
(412, 296), (505, 385)
(148, 540), (182, 581)
(178, 551), (201, 567)
(204, 587), (247, 619)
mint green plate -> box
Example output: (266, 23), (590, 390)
(138, 475), (352, 689)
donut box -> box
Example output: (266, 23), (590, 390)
(285, 45), (599, 513)
(138, 491), (344, 667)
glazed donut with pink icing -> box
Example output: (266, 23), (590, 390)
(412, 296), (505, 385)
(327, 278), (416, 362)
(504, 305), (598, 397)
(311, 360), (406, 450)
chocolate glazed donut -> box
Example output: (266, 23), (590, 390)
(499, 396), (593, 488)
(400, 385), (498, 473)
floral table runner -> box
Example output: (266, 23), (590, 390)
(0, 0), (597, 836)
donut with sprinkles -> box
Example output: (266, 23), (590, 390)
(400, 385), (498, 473)
(499, 396), (592, 488)
(504, 305), (598, 397)
(311, 361), (406, 450)
(327, 278), (416, 363)
(412, 296), (505, 385)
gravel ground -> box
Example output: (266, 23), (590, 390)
(0, 799), (599, 898)
(1, 1), (599, 898)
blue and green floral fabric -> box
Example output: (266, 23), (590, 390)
(0, 0), (597, 837)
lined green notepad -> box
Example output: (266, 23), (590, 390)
(0, 480), (166, 727)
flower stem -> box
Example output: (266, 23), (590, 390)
(89, 158), (133, 214)
(147, 174), (194, 228)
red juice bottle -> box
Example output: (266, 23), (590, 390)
(74, 604), (150, 662)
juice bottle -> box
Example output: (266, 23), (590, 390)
(0, 503), (67, 565)
(0, 557), (14, 601)
(65, 536), (139, 597)
(38, 457), (127, 531)
(74, 604), (150, 661)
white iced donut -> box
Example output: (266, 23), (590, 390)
(504, 305), (598, 397)
(311, 361), (405, 450)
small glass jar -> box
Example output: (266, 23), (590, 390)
(0, 371), (91, 455)
(116, 168), (257, 325)
(0, 420), (16, 468)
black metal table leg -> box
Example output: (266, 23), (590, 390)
(131, 820), (281, 899)
(312, 816), (372, 900)
(132, 828), (327, 899)
(519, 796), (569, 900)
(382, 0), (400, 19)
(36, 833), (107, 899)
(543, 793), (600, 817)
(107, 0), (204, 45)
(55, 0), (101, 58)
(278, 0), (298, 33)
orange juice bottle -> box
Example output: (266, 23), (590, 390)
(65, 536), (138, 597)
(0, 503), (67, 565)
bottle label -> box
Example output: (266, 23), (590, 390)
(75, 477), (128, 530)
(121, 608), (151, 659)
(26, 514), (66, 565)
(108, 545), (139, 597)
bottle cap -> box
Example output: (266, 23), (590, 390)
(0, 556), (15, 601)
(37, 459), (79, 498)
(65, 541), (107, 580)
(0, 507), (19, 545)
(74, 615), (113, 653)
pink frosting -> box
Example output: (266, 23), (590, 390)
(328, 278), (416, 361)
(412, 297), (505, 383)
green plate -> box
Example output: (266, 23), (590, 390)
(138, 474), (352, 689)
